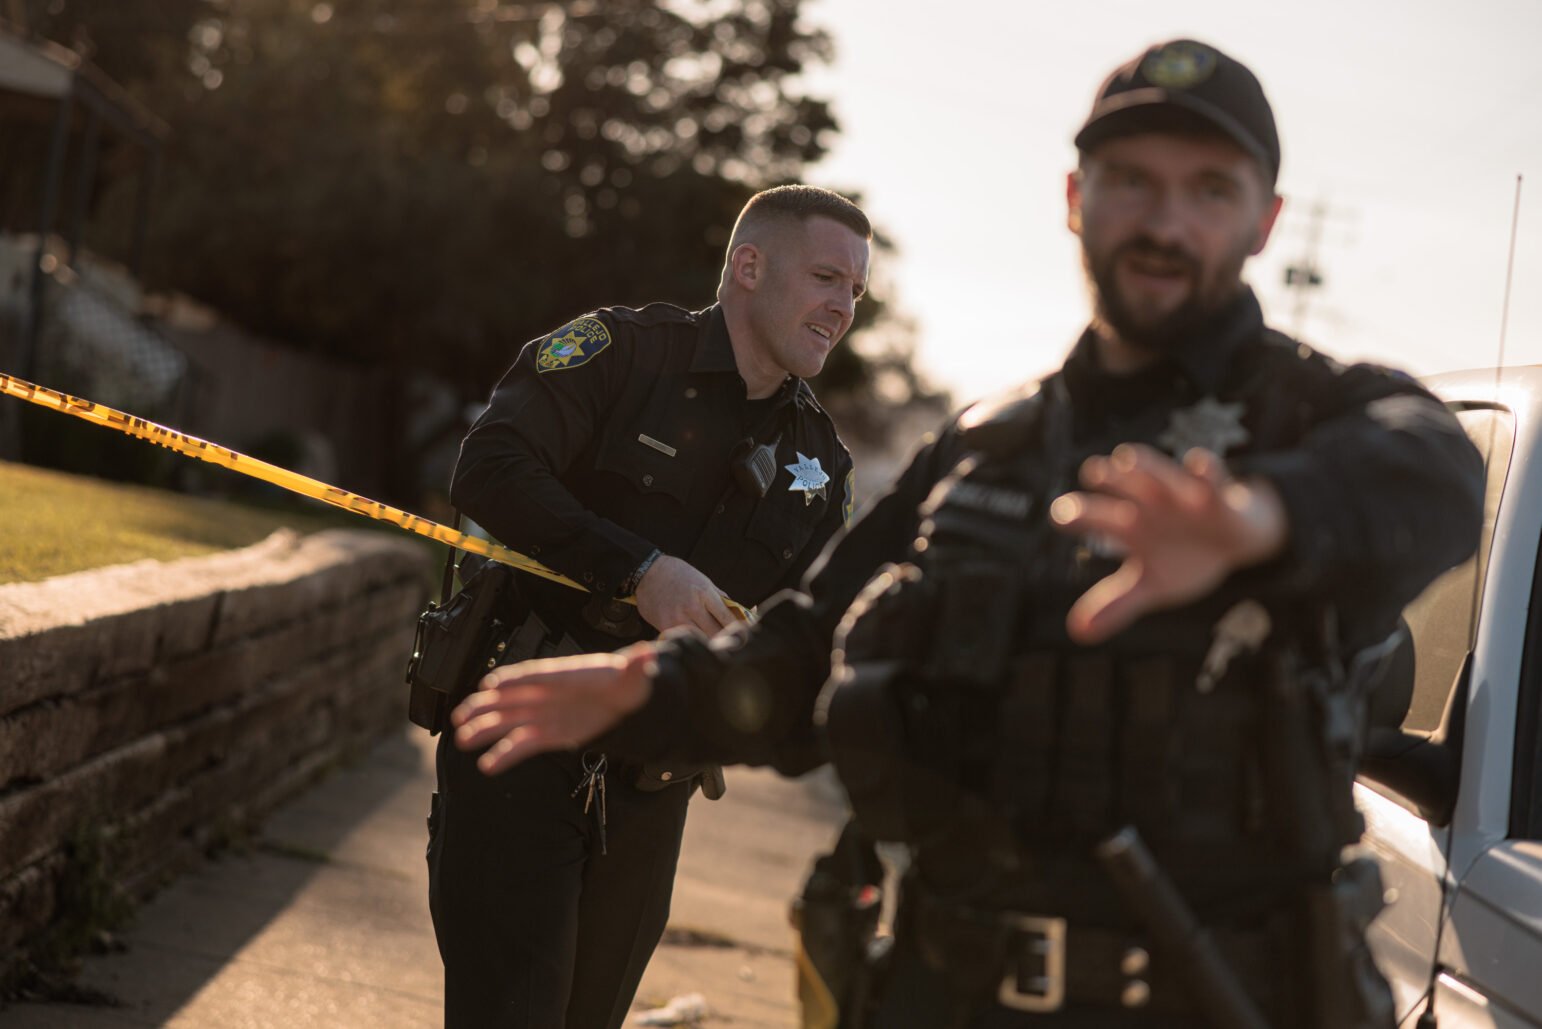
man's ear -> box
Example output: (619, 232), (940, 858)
(1250, 193), (1285, 256)
(1066, 170), (1084, 236)
(730, 243), (763, 290)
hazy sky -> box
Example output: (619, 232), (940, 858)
(802, 0), (1541, 404)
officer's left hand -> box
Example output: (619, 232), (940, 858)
(1049, 444), (1287, 644)
(634, 554), (737, 636)
(451, 644), (657, 775)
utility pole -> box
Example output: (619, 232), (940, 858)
(1281, 198), (1358, 341)
(1283, 200), (1328, 339)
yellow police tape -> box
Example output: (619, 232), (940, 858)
(0, 371), (749, 621)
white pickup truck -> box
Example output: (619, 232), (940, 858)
(1360, 365), (1542, 1026)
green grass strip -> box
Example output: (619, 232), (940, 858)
(0, 460), (350, 585)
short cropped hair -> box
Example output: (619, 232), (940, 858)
(733, 184), (871, 242)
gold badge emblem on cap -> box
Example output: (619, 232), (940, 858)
(1141, 41), (1218, 90)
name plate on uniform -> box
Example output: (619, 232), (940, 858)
(638, 433), (677, 457)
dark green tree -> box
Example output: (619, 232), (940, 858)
(15, 1), (937, 501)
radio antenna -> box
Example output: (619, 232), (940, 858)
(1430, 173), (1528, 1029)
(1465, 174), (1525, 641)
(1494, 175), (1523, 378)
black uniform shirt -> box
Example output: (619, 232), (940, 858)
(451, 302), (853, 652)
(601, 288), (1486, 772)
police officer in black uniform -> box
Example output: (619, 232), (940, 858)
(453, 42), (1486, 1028)
(429, 184), (867, 1028)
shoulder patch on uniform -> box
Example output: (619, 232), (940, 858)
(536, 316), (612, 373)
(842, 468), (856, 527)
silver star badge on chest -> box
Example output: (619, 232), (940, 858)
(784, 452), (830, 505)
(1159, 396), (1250, 457)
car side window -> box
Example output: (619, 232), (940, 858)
(1396, 406), (1513, 734)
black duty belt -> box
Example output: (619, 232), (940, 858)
(911, 891), (1280, 1018)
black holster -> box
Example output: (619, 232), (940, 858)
(1299, 855), (1395, 1029)
(405, 558), (520, 734)
(1260, 643), (1396, 1029)
(791, 821), (888, 1029)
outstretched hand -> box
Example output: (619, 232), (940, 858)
(1049, 444), (1287, 644)
(452, 644), (657, 776)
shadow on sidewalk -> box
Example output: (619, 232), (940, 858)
(6, 727), (860, 1028)
(2, 724), (445, 1028)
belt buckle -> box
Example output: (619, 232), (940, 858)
(996, 913), (1067, 1013)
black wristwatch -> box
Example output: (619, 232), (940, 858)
(620, 548), (663, 597)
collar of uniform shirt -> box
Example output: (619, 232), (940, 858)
(1063, 286), (1264, 406)
(691, 304), (811, 413)
(689, 304), (741, 375)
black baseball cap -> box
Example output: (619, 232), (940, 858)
(1074, 39), (1281, 185)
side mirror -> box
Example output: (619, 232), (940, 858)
(1357, 652), (1469, 827)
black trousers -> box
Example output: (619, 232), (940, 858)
(427, 734), (692, 1029)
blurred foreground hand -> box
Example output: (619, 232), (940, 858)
(1050, 443), (1286, 644)
(452, 644), (657, 776)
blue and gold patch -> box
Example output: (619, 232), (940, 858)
(842, 469), (856, 527)
(536, 317), (612, 373)
(1142, 41), (1217, 90)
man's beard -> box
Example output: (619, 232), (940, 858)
(1084, 234), (1251, 355)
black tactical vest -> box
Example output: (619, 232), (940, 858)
(813, 330), (1399, 1027)
(821, 345), (1371, 923)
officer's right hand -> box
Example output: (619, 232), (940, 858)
(1050, 443), (1287, 644)
(634, 554), (736, 636)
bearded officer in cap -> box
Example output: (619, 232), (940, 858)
(452, 40), (1484, 1027)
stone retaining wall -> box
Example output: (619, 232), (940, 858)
(0, 529), (431, 973)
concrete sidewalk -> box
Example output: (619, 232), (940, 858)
(2, 725), (847, 1027)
